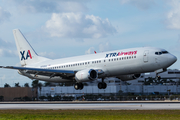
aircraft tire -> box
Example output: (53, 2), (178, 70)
(74, 83), (79, 90)
(102, 82), (107, 89)
(98, 82), (103, 89)
(79, 83), (84, 90)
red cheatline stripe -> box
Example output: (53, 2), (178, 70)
(28, 50), (32, 59)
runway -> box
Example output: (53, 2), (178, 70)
(1, 102), (180, 110)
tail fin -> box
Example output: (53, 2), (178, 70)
(13, 29), (50, 66)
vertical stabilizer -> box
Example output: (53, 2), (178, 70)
(13, 29), (49, 66)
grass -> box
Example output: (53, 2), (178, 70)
(0, 110), (180, 120)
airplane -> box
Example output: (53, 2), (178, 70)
(0, 29), (177, 90)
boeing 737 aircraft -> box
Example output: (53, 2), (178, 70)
(0, 29), (177, 90)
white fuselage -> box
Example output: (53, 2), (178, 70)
(20, 47), (177, 83)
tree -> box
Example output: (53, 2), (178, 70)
(24, 83), (29, 87)
(32, 80), (39, 88)
(4, 83), (10, 88)
(38, 82), (43, 97)
(31, 80), (43, 100)
(15, 82), (20, 87)
(44, 82), (51, 87)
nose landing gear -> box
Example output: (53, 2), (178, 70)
(155, 68), (166, 80)
(155, 74), (161, 80)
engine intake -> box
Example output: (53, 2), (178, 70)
(75, 69), (98, 82)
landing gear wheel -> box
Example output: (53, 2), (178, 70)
(102, 82), (107, 89)
(98, 82), (103, 89)
(74, 83), (79, 90)
(98, 82), (107, 89)
(79, 83), (84, 90)
(74, 83), (84, 90)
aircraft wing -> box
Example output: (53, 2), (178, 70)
(0, 66), (75, 79)
(0, 66), (104, 79)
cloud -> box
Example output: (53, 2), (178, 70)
(99, 42), (111, 52)
(166, 0), (180, 29)
(0, 38), (17, 57)
(0, 7), (11, 23)
(45, 13), (116, 39)
(0, 49), (17, 57)
(120, 0), (155, 10)
(38, 52), (57, 59)
(0, 38), (14, 48)
(85, 47), (95, 54)
(85, 42), (111, 54)
(11, 0), (87, 13)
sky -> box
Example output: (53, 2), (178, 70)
(0, 0), (180, 87)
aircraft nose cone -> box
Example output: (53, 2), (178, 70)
(170, 55), (177, 64)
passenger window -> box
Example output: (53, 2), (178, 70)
(112, 59), (113, 61)
(109, 59), (110, 62)
(99, 61), (101, 63)
(88, 62), (90, 64)
(104, 60), (106, 62)
(134, 56), (136, 58)
(97, 61), (98, 63)
(122, 57), (123, 60)
(119, 58), (121, 60)
(127, 57), (128, 59)
(114, 58), (116, 61)
(85, 62), (87, 65)
(117, 58), (118, 60)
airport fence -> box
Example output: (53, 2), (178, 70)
(37, 94), (180, 101)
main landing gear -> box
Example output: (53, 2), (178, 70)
(74, 83), (84, 90)
(98, 78), (107, 89)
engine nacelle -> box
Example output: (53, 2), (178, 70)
(75, 69), (98, 82)
(117, 74), (141, 81)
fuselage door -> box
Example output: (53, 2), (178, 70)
(143, 50), (149, 63)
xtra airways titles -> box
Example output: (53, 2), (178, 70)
(105, 50), (137, 58)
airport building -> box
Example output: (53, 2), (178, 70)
(38, 69), (180, 97)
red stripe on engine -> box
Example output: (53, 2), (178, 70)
(28, 50), (32, 59)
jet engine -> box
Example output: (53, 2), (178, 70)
(75, 69), (98, 82)
(117, 74), (141, 81)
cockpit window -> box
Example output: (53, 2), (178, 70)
(155, 51), (168, 55)
(162, 51), (168, 54)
